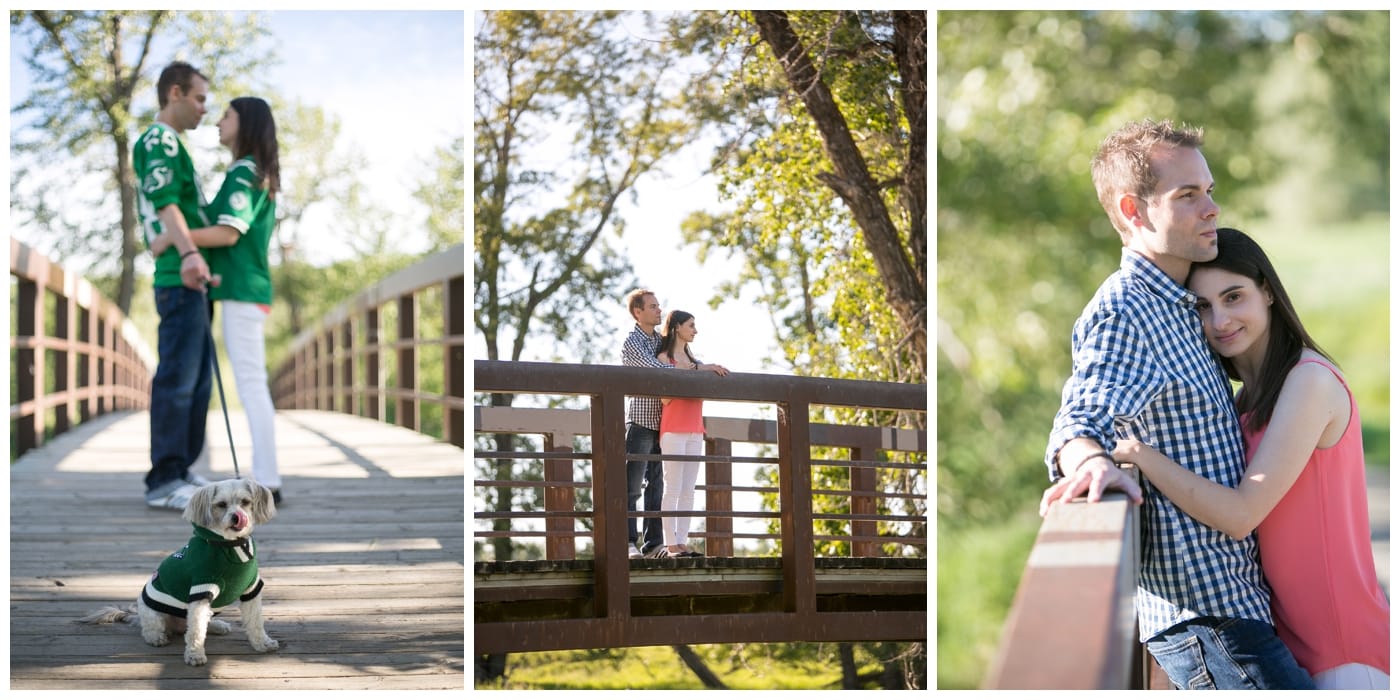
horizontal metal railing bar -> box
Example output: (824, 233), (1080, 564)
(475, 511), (925, 525)
(475, 510), (777, 520)
(471, 480), (924, 502)
(809, 458), (927, 469)
(476, 406), (927, 454)
(472, 450), (781, 465)
(473, 481), (779, 494)
(472, 531), (922, 546)
(474, 451), (924, 471)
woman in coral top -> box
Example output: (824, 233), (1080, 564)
(1113, 228), (1389, 689)
(653, 310), (710, 558)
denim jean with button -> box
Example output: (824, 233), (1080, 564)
(147, 285), (213, 494)
(625, 423), (664, 554)
(1146, 616), (1316, 689)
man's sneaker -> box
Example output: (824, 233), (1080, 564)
(146, 482), (198, 510)
(184, 472), (213, 487)
(628, 544), (643, 559)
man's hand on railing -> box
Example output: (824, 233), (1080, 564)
(1039, 455), (1143, 517)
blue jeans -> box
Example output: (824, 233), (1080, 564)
(625, 423), (663, 553)
(1146, 616), (1316, 689)
(147, 286), (213, 493)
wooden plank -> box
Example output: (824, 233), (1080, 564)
(9, 409), (464, 690)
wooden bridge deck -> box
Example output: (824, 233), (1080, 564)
(10, 409), (464, 690)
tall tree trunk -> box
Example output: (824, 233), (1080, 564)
(673, 645), (727, 689)
(839, 642), (859, 689)
(750, 10), (926, 381)
(115, 132), (138, 314)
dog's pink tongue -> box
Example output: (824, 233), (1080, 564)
(233, 511), (249, 531)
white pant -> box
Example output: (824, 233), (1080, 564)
(1313, 663), (1389, 690)
(220, 301), (281, 488)
(659, 431), (704, 547)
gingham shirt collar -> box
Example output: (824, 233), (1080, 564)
(622, 324), (665, 430)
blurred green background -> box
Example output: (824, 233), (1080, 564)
(936, 10), (1388, 688)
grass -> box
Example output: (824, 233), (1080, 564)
(478, 643), (894, 689)
(935, 513), (1041, 689)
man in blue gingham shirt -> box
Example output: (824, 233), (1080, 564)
(619, 289), (727, 558)
(1041, 121), (1313, 689)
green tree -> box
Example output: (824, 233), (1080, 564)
(10, 10), (273, 313)
(667, 10), (928, 688)
(417, 136), (466, 252)
(678, 10), (925, 386)
(474, 10), (692, 563)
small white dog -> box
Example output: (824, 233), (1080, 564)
(80, 477), (279, 666)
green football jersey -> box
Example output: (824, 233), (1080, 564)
(204, 157), (275, 305)
(134, 122), (209, 288)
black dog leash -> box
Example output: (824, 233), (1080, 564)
(203, 278), (241, 478)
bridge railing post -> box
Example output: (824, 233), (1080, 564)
(591, 390), (630, 623)
(703, 436), (734, 557)
(16, 276), (41, 454)
(850, 439), (880, 558)
(396, 293), (418, 433)
(543, 432), (576, 560)
(444, 275), (465, 447)
(777, 399), (816, 615)
(364, 306), (382, 420)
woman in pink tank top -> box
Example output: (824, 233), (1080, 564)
(1113, 228), (1389, 689)
(653, 310), (711, 558)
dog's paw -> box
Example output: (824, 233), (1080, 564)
(207, 618), (232, 635)
(184, 647), (208, 666)
(251, 636), (280, 653)
(142, 631), (170, 647)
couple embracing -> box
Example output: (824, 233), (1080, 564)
(137, 61), (283, 510)
(619, 289), (729, 559)
(1044, 120), (1388, 689)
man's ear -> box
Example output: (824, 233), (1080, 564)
(1118, 193), (1143, 228)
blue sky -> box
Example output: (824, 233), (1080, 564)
(8, 10), (465, 267)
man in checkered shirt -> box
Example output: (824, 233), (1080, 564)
(1041, 120), (1313, 689)
(620, 289), (728, 558)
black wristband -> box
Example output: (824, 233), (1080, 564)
(180, 249), (199, 260)
(1072, 450), (1114, 474)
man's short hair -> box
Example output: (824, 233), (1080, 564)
(1091, 119), (1204, 239)
(157, 61), (208, 109)
(624, 288), (655, 319)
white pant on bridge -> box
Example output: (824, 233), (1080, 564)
(221, 300), (281, 489)
(659, 431), (704, 548)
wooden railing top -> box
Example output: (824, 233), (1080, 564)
(475, 360), (926, 412)
(287, 242), (464, 350)
(983, 479), (1142, 689)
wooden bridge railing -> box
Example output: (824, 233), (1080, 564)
(473, 360), (927, 652)
(271, 244), (464, 447)
(10, 237), (155, 457)
(983, 472), (1166, 689)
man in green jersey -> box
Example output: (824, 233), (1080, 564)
(135, 61), (216, 510)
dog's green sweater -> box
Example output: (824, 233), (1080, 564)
(141, 525), (264, 616)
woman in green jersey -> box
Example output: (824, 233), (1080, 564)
(152, 97), (284, 504)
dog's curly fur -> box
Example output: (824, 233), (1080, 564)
(79, 478), (278, 666)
